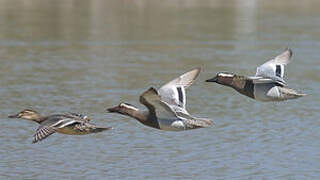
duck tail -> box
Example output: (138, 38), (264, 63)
(186, 117), (214, 128)
(92, 126), (113, 133)
(196, 117), (215, 127)
(295, 92), (307, 97)
(278, 87), (307, 99)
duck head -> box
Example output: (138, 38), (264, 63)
(107, 103), (139, 116)
(206, 72), (236, 86)
(8, 109), (42, 123)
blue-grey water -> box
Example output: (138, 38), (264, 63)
(0, 0), (319, 179)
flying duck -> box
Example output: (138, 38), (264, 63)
(8, 109), (112, 143)
(107, 68), (213, 131)
(206, 48), (306, 101)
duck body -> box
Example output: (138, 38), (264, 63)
(253, 82), (304, 101)
(228, 76), (305, 101)
(252, 82), (281, 101)
(129, 107), (212, 132)
(39, 114), (108, 135)
(154, 117), (184, 131)
(126, 109), (210, 131)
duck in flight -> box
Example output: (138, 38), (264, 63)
(107, 68), (213, 131)
(206, 48), (306, 101)
(8, 109), (112, 143)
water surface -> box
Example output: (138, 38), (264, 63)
(0, 0), (319, 179)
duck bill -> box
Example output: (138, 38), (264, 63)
(106, 106), (120, 113)
(8, 113), (20, 118)
(205, 76), (218, 82)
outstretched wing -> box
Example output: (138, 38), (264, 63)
(140, 87), (178, 120)
(33, 126), (57, 143)
(158, 68), (200, 109)
(33, 115), (80, 143)
(255, 48), (292, 85)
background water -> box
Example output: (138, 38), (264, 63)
(0, 0), (319, 179)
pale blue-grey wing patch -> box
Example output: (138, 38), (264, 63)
(158, 87), (185, 108)
(255, 48), (292, 83)
(248, 76), (287, 86)
(158, 68), (200, 109)
(256, 61), (286, 81)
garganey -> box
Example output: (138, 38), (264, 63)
(8, 109), (112, 143)
(206, 48), (306, 101)
(107, 68), (213, 131)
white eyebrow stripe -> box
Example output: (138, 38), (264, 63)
(122, 104), (139, 111)
(219, 73), (234, 77)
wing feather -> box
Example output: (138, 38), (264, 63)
(248, 76), (286, 86)
(33, 126), (56, 143)
(140, 87), (178, 119)
(158, 68), (200, 108)
(255, 48), (292, 81)
(140, 88), (214, 130)
(32, 115), (81, 143)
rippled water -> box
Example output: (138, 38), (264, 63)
(0, 0), (319, 179)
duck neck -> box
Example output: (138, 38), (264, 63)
(230, 76), (247, 90)
(125, 109), (148, 123)
(30, 114), (45, 124)
(122, 108), (160, 129)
